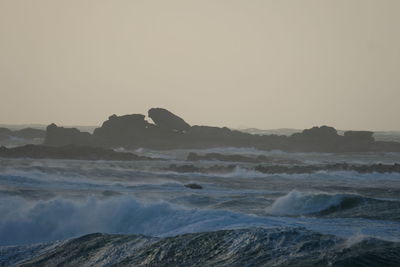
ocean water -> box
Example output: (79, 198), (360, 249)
(0, 148), (400, 265)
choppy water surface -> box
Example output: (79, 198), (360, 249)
(1, 148), (400, 265)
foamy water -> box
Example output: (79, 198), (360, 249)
(1, 149), (400, 247)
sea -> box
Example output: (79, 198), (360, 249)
(0, 147), (400, 266)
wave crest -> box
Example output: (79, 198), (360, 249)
(266, 191), (364, 216)
(0, 196), (272, 246)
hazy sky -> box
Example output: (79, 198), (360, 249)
(1, 0), (399, 130)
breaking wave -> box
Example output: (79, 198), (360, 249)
(1, 195), (400, 246)
(266, 190), (367, 216)
(0, 196), (272, 246)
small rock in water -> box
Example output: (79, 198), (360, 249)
(184, 183), (203, 189)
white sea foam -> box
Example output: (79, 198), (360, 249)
(127, 147), (400, 165)
(1, 195), (399, 246)
(164, 166), (267, 179)
(0, 196), (271, 246)
(1, 157), (400, 247)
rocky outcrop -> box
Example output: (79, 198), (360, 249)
(343, 131), (374, 143)
(184, 183), (203, 189)
(148, 108), (190, 132)
(42, 108), (400, 152)
(289, 126), (342, 152)
(92, 114), (151, 147)
(338, 131), (375, 152)
(0, 144), (151, 161)
(299, 126), (339, 139)
(44, 124), (92, 146)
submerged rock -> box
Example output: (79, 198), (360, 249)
(184, 183), (203, 189)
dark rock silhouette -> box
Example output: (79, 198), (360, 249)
(301, 126), (338, 139)
(148, 108), (191, 132)
(92, 114), (151, 147)
(42, 108), (400, 152)
(45, 124), (92, 146)
(184, 183), (203, 189)
(344, 131), (374, 143)
(289, 126), (342, 152)
(0, 144), (151, 161)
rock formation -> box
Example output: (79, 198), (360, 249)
(92, 114), (151, 147)
(148, 108), (191, 132)
(184, 183), (203, 189)
(44, 124), (92, 146)
(41, 108), (400, 152)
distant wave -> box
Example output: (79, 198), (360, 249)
(164, 166), (268, 179)
(2, 157), (400, 185)
(265, 190), (400, 222)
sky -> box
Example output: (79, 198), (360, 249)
(0, 0), (399, 131)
